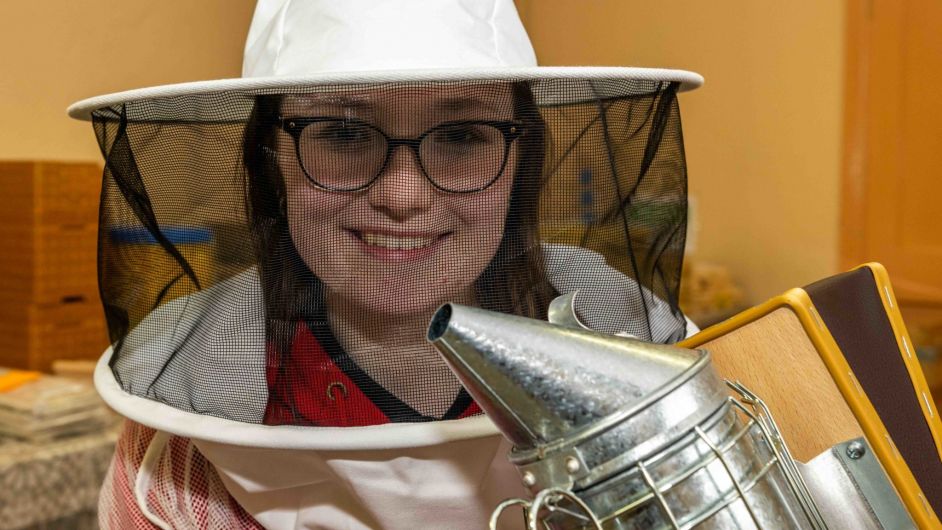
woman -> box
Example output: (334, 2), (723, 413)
(70, 0), (702, 527)
(246, 83), (555, 426)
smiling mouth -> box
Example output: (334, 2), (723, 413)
(353, 231), (448, 251)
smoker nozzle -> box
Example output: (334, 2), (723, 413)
(427, 302), (700, 449)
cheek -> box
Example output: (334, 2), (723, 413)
(479, 149), (518, 233)
(450, 165), (516, 250)
(286, 190), (337, 233)
(282, 166), (350, 261)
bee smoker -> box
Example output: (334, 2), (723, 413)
(427, 301), (915, 529)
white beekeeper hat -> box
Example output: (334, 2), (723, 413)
(68, 0), (701, 120)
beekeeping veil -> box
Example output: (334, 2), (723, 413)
(70, 0), (702, 527)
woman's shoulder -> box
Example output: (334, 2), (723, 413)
(541, 243), (693, 341)
(100, 420), (263, 529)
(111, 268), (268, 422)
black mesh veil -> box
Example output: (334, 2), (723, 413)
(90, 78), (689, 426)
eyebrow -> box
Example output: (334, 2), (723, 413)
(289, 95), (373, 112)
(433, 97), (500, 113)
(333, 98), (372, 110)
(286, 94), (503, 116)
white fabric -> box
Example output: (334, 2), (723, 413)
(134, 431), (173, 530)
(67, 67), (704, 121)
(66, 0), (703, 120)
(543, 244), (694, 342)
(243, 0), (537, 77)
(95, 349), (499, 450)
(195, 435), (524, 530)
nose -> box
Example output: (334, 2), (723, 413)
(366, 144), (435, 220)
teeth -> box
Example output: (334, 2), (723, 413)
(360, 232), (438, 250)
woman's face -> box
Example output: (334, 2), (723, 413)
(278, 84), (518, 317)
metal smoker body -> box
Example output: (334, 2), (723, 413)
(427, 301), (914, 529)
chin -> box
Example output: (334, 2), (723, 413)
(344, 279), (474, 319)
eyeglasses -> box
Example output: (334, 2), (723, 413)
(278, 117), (524, 193)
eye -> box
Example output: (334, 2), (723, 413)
(309, 121), (376, 150)
(429, 124), (494, 147)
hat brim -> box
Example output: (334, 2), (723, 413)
(67, 66), (703, 121)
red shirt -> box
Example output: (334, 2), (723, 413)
(263, 320), (481, 426)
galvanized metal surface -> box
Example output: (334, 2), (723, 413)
(485, 387), (828, 529)
(551, 402), (810, 529)
(547, 292), (591, 331)
(427, 303), (698, 447)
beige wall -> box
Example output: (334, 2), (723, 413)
(519, 1), (844, 302)
(0, 1), (256, 162)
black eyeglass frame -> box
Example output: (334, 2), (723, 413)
(278, 117), (525, 193)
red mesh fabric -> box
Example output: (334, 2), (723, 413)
(99, 421), (263, 530)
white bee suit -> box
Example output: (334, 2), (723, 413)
(196, 429), (522, 529)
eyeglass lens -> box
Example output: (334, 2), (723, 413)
(295, 120), (508, 192)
